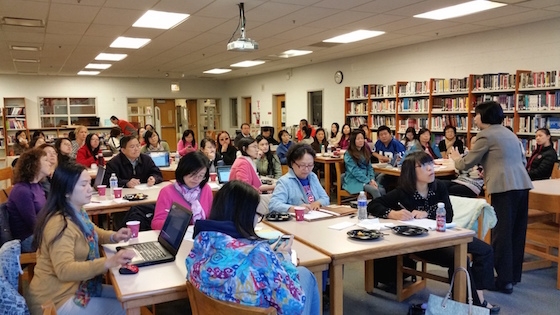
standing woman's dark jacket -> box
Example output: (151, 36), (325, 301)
(526, 145), (557, 180)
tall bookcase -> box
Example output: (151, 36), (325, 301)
(3, 97), (27, 156)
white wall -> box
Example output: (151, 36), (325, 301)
(224, 17), (560, 130)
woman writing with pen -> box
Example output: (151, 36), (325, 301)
(269, 143), (330, 213)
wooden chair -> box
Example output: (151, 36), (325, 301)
(186, 281), (277, 315)
(281, 165), (289, 175)
(0, 166), (13, 191)
(18, 252), (37, 295)
(334, 161), (358, 205)
(551, 162), (560, 179)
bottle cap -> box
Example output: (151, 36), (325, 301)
(437, 202), (444, 207)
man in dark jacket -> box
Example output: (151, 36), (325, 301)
(103, 136), (163, 187)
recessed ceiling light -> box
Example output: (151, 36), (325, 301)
(203, 68), (232, 74)
(10, 45), (41, 51)
(85, 63), (112, 70)
(110, 36), (151, 49)
(414, 1), (507, 20)
(13, 58), (39, 63)
(133, 10), (190, 30)
(2, 17), (44, 27)
(95, 53), (128, 61)
(278, 50), (313, 58)
(230, 60), (265, 67)
(323, 30), (385, 44)
(77, 71), (100, 76)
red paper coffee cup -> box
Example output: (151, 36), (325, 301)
(126, 220), (140, 238)
(210, 172), (217, 182)
(97, 185), (106, 197)
(294, 206), (305, 221)
(114, 187), (123, 199)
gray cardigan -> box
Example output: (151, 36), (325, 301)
(454, 124), (533, 194)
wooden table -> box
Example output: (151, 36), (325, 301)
(314, 154), (344, 194)
(372, 162), (457, 177)
(159, 164), (177, 181)
(104, 228), (331, 315)
(265, 216), (474, 315)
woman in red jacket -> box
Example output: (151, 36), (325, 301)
(76, 133), (102, 167)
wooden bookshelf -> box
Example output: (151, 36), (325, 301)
(3, 97), (28, 156)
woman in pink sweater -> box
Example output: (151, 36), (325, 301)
(177, 129), (198, 156)
(151, 151), (213, 230)
(229, 137), (276, 193)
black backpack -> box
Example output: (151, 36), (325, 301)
(0, 202), (13, 246)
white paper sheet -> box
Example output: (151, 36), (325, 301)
(328, 221), (356, 230)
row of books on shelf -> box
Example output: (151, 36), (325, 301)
(431, 115), (468, 131)
(519, 71), (559, 89)
(348, 85), (369, 99)
(370, 84), (396, 98)
(521, 139), (560, 157)
(472, 73), (516, 91)
(5, 107), (25, 116)
(6, 118), (26, 129)
(475, 94), (515, 111)
(516, 92), (560, 111)
(347, 102), (368, 115)
(398, 81), (429, 96)
(371, 116), (396, 129)
(518, 115), (560, 134)
(432, 77), (469, 94)
(397, 118), (428, 133)
(399, 98), (429, 112)
(371, 100), (396, 113)
(347, 116), (367, 128)
(432, 96), (468, 112)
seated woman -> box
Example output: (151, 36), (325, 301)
(438, 125), (465, 157)
(444, 136), (484, 198)
(13, 130), (29, 155)
(38, 143), (58, 196)
(106, 127), (121, 154)
(138, 127), (146, 146)
(404, 127), (442, 160)
(152, 151), (213, 230)
(255, 135), (282, 179)
(311, 127), (329, 154)
(276, 130), (293, 165)
(30, 135), (46, 148)
(186, 180), (320, 315)
(141, 130), (170, 153)
(338, 124), (351, 150)
(230, 137), (275, 194)
(328, 122), (342, 147)
(216, 131), (237, 165)
(300, 126), (314, 145)
(76, 133), (102, 167)
(27, 162), (135, 315)
(71, 125), (88, 158)
(7, 148), (51, 252)
(177, 129), (197, 157)
(199, 138), (223, 173)
(54, 137), (73, 164)
(343, 130), (381, 198)
(401, 127), (416, 150)
(526, 127), (557, 180)
(269, 143), (330, 213)
(368, 151), (499, 313)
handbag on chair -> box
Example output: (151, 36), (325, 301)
(426, 267), (489, 315)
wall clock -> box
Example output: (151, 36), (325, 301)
(334, 71), (343, 84)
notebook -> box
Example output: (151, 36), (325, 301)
(117, 202), (192, 267)
(93, 166), (105, 191)
(216, 165), (232, 184)
(148, 151), (170, 167)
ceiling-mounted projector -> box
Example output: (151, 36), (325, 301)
(227, 3), (258, 52)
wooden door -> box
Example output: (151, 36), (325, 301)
(274, 94), (285, 131)
(186, 100), (198, 143)
(154, 99), (177, 151)
(243, 97), (252, 124)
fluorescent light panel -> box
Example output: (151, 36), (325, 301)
(203, 68), (232, 74)
(414, 1), (507, 20)
(2, 17), (44, 27)
(77, 71), (100, 75)
(10, 45), (41, 51)
(230, 60), (265, 67)
(85, 63), (112, 70)
(278, 50), (313, 58)
(95, 53), (127, 61)
(323, 30), (385, 44)
(110, 36), (151, 49)
(133, 10), (190, 30)
(13, 58), (39, 63)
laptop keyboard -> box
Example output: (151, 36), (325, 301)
(135, 242), (167, 260)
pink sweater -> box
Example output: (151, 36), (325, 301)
(151, 184), (213, 230)
(230, 156), (261, 191)
(177, 140), (198, 156)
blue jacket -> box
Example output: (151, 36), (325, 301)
(342, 152), (375, 194)
(402, 141), (442, 162)
(276, 141), (292, 164)
(268, 169), (330, 213)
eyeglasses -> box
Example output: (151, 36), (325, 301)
(219, 137), (229, 141)
(416, 162), (434, 170)
(189, 172), (207, 180)
(293, 161), (314, 170)
(126, 144), (141, 149)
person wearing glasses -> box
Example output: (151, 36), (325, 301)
(103, 136), (163, 188)
(216, 131), (237, 165)
(151, 151), (213, 230)
(229, 137), (276, 194)
(269, 143), (330, 213)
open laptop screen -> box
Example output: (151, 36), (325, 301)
(216, 166), (232, 184)
(148, 151), (170, 167)
(93, 166), (105, 190)
(159, 202), (192, 253)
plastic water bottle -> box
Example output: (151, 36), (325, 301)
(357, 191), (367, 221)
(109, 173), (118, 198)
(436, 202), (446, 232)
(327, 144), (332, 155)
(320, 144), (325, 154)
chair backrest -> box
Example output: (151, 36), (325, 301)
(0, 167), (13, 189)
(186, 281), (277, 315)
(551, 162), (560, 179)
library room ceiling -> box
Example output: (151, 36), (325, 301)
(0, 0), (559, 80)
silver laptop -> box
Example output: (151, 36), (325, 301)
(148, 151), (170, 167)
(117, 202), (192, 267)
(93, 166), (105, 191)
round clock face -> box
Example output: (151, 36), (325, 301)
(334, 71), (343, 84)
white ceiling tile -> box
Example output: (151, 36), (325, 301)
(377, 17), (432, 32)
(84, 24), (129, 37)
(305, 11), (376, 29)
(272, 26), (325, 40)
(44, 33), (81, 45)
(393, 21), (461, 36)
(341, 14), (407, 30)
(516, 0), (560, 9)
(353, 0), (426, 14)
(270, 0), (322, 5)
(49, 3), (100, 23)
(92, 7), (145, 26)
(247, 2), (306, 23)
(451, 5), (531, 23)
(53, 0), (105, 5)
(15, 62), (39, 72)
(46, 21), (90, 35)
(2, 31), (45, 43)
(385, 0), (467, 17)
(474, 9), (560, 27)
(103, 0), (158, 10)
(0, 0), (49, 20)
(273, 6), (340, 26)
(194, 0), (262, 19)
(151, 0), (213, 13)
(312, 0), (372, 10)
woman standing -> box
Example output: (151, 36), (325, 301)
(230, 137), (275, 193)
(151, 151), (213, 230)
(177, 129), (197, 157)
(328, 122), (342, 147)
(216, 131), (237, 165)
(438, 125), (464, 157)
(27, 163), (135, 315)
(70, 125), (88, 158)
(526, 127), (557, 180)
(276, 130), (293, 165)
(450, 101), (533, 294)
(76, 133), (102, 167)
(338, 124), (351, 150)
(311, 128), (329, 154)
(343, 130), (381, 198)
(255, 135), (282, 179)
(141, 130), (170, 153)
(7, 149), (50, 252)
